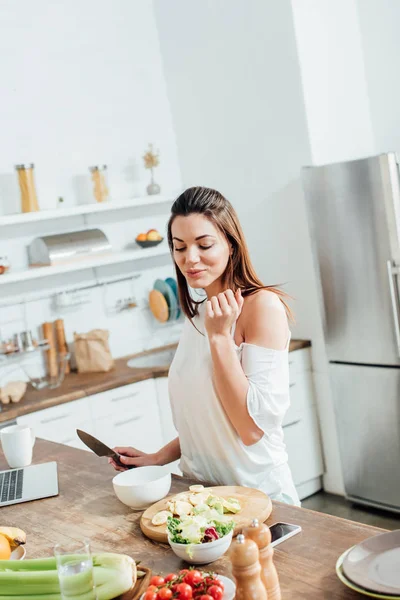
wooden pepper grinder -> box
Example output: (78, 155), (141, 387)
(228, 533), (268, 600)
(244, 519), (281, 600)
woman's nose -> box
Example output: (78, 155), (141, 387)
(185, 247), (200, 264)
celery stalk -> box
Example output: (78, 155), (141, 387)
(0, 552), (135, 600)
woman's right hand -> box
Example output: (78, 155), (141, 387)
(108, 446), (158, 472)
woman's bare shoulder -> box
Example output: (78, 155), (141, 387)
(241, 289), (288, 349)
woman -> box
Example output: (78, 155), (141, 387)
(110, 186), (300, 505)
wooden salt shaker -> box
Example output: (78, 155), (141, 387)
(228, 533), (267, 600)
(244, 518), (281, 600)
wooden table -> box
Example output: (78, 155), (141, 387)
(1, 440), (384, 599)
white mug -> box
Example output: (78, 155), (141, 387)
(0, 425), (35, 468)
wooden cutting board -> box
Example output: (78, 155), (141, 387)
(140, 486), (272, 544)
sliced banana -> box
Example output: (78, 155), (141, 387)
(189, 485), (205, 493)
(166, 500), (176, 514)
(174, 500), (193, 517)
(189, 492), (209, 506)
(151, 510), (173, 526)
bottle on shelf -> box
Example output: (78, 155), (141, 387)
(228, 533), (268, 600)
(15, 164), (39, 213)
(244, 518), (281, 600)
(89, 165), (109, 203)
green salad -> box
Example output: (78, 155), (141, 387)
(167, 504), (235, 545)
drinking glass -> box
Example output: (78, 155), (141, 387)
(54, 539), (97, 599)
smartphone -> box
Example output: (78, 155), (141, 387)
(269, 522), (302, 547)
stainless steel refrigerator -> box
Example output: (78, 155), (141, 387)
(303, 152), (400, 513)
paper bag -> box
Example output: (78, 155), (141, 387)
(73, 329), (114, 373)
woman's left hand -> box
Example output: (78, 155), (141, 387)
(205, 289), (244, 339)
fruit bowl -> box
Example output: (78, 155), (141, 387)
(136, 238), (164, 249)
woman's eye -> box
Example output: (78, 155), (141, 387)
(174, 247), (186, 252)
(200, 245), (213, 250)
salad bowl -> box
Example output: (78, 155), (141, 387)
(168, 529), (234, 564)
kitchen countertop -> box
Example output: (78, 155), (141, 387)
(0, 339), (311, 424)
(0, 438), (383, 599)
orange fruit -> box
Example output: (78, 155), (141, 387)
(0, 534), (11, 559)
(136, 233), (147, 242)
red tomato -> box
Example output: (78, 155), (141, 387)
(144, 592), (157, 600)
(207, 585), (223, 600)
(184, 570), (203, 587)
(213, 579), (224, 591)
(146, 585), (158, 592)
(164, 573), (177, 583)
(150, 575), (165, 587)
(176, 582), (193, 599)
(198, 596), (213, 600)
(157, 588), (173, 600)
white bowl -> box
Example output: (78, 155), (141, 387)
(168, 530), (233, 565)
(113, 465), (171, 510)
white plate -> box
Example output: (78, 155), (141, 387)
(140, 574), (235, 600)
(10, 546), (26, 560)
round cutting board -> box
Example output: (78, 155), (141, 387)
(140, 485), (272, 544)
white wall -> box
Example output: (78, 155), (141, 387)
(0, 0), (182, 377)
(0, 0), (181, 213)
(291, 0), (375, 165)
(357, 0), (400, 154)
(154, 0), (344, 494)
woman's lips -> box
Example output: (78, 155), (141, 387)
(186, 270), (206, 279)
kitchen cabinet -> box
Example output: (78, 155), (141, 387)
(17, 398), (93, 452)
(284, 348), (324, 500)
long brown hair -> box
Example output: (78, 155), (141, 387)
(167, 186), (293, 321)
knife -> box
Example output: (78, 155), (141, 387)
(76, 429), (135, 469)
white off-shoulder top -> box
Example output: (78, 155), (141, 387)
(168, 302), (300, 506)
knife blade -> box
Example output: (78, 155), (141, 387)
(76, 429), (135, 469)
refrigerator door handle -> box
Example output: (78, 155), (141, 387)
(387, 259), (400, 357)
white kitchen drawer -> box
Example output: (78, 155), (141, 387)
(17, 398), (91, 430)
(88, 379), (156, 420)
(283, 371), (315, 427)
(288, 348), (312, 382)
(284, 405), (324, 486)
(93, 379), (163, 455)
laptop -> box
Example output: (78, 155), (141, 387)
(0, 462), (59, 507)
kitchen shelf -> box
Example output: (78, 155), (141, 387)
(0, 244), (171, 286)
(0, 194), (175, 227)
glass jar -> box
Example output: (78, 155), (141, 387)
(15, 164), (39, 213)
(89, 165), (109, 203)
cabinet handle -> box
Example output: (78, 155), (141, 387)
(41, 413), (70, 424)
(111, 392), (139, 403)
(283, 419), (301, 429)
(61, 438), (74, 444)
(289, 383), (296, 388)
(113, 415), (142, 427)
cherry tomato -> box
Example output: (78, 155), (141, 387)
(157, 588), (173, 600)
(164, 573), (177, 583)
(144, 592), (157, 600)
(146, 585), (158, 592)
(176, 582), (193, 599)
(179, 569), (190, 577)
(213, 579), (224, 591)
(198, 596), (213, 600)
(207, 585), (223, 600)
(184, 570), (203, 587)
(150, 575), (165, 587)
